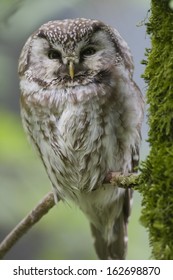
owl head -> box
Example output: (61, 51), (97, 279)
(18, 18), (134, 89)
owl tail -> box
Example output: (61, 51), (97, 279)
(90, 189), (132, 260)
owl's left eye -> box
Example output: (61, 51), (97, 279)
(80, 47), (96, 58)
(48, 49), (62, 60)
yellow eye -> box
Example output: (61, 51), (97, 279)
(48, 49), (62, 60)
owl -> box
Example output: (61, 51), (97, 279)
(18, 18), (144, 259)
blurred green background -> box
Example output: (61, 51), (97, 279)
(0, 0), (151, 259)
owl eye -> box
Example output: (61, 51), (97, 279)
(80, 47), (96, 57)
(48, 49), (62, 60)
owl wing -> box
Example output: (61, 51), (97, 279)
(91, 106), (144, 259)
(90, 78), (144, 259)
(90, 188), (133, 259)
(90, 151), (137, 260)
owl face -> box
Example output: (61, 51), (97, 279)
(18, 18), (131, 89)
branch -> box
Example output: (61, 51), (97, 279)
(0, 192), (55, 259)
(0, 173), (140, 259)
(104, 172), (140, 189)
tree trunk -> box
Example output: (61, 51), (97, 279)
(139, 0), (173, 260)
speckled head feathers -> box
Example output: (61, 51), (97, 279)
(34, 18), (133, 72)
(18, 18), (134, 77)
(36, 18), (101, 45)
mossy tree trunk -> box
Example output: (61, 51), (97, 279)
(139, 0), (173, 259)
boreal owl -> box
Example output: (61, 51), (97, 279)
(18, 18), (144, 259)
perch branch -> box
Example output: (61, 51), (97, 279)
(104, 172), (140, 189)
(0, 172), (140, 259)
(0, 192), (55, 259)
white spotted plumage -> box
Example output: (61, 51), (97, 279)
(18, 18), (144, 259)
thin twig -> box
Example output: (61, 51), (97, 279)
(0, 172), (140, 259)
(0, 192), (55, 259)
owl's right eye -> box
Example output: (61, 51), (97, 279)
(48, 49), (62, 60)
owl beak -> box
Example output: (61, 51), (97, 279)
(69, 61), (74, 80)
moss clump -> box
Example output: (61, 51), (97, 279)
(138, 0), (173, 259)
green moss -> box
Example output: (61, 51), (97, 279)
(138, 0), (173, 259)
